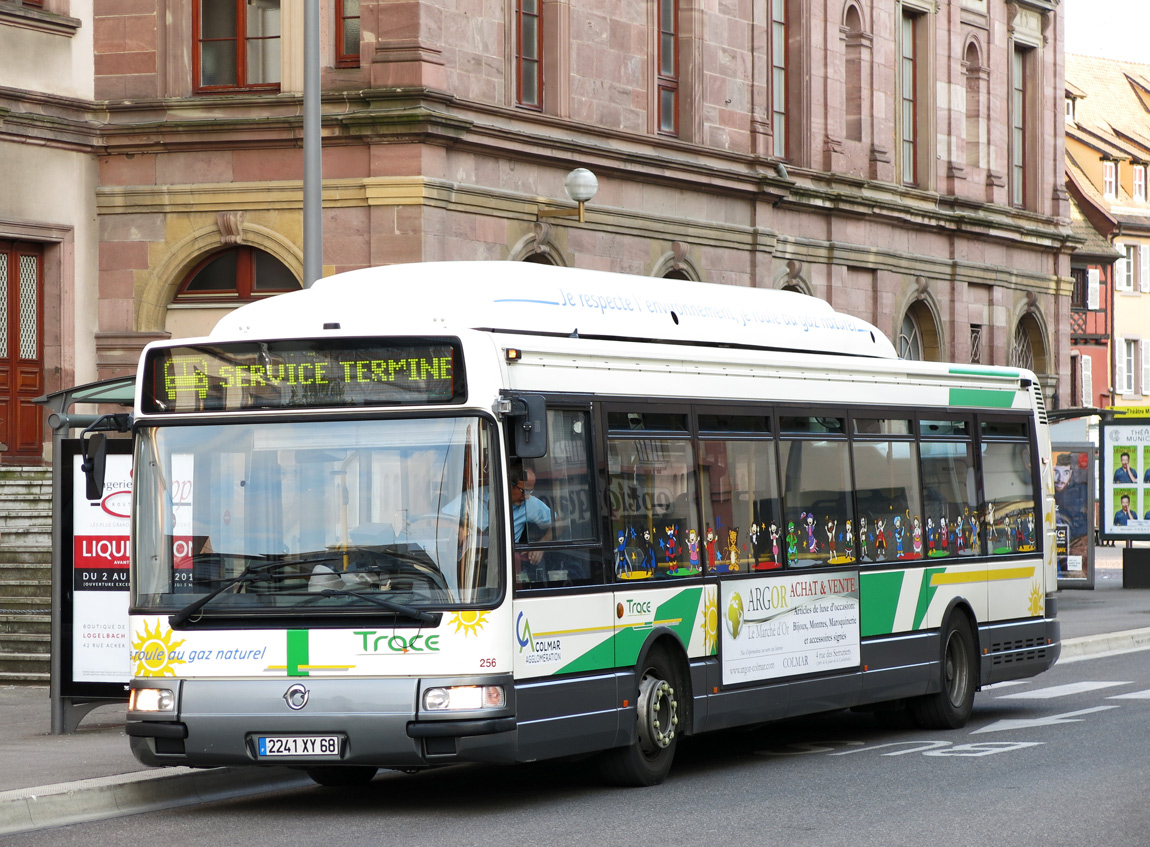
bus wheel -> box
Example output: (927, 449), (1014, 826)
(598, 645), (681, 786)
(305, 766), (378, 787)
(909, 614), (976, 730)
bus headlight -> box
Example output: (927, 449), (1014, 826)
(129, 687), (176, 713)
(422, 685), (506, 711)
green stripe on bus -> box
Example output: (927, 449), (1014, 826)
(558, 587), (704, 675)
(913, 568), (947, 631)
(948, 366), (1020, 378)
(287, 629), (309, 677)
(558, 638), (615, 676)
(948, 387), (1016, 408)
(860, 571), (904, 637)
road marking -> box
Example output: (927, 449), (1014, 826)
(982, 680), (1029, 691)
(1107, 689), (1150, 700)
(972, 705), (1118, 734)
(995, 681), (1131, 699)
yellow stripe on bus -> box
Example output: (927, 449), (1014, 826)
(534, 617), (684, 638)
(929, 566), (1035, 586)
(264, 664), (356, 671)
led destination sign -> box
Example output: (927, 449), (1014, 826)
(142, 338), (464, 413)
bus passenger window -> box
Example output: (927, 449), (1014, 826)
(778, 437), (853, 567)
(511, 409), (598, 588)
(919, 442), (980, 557)
(981, 440), (1036, 555)
(698, 438), (782, 572)
(852, 438), (921, 563)
(607, 436), (697, 580)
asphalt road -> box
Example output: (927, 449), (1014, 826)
(5, 644), (1149, 847)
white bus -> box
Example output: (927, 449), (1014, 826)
(121, 262), (1060, 787)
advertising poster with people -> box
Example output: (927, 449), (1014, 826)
(1101, 421), (1150, 540)
(70, 451), (133, 685)
(1052, 445), (1093, 583)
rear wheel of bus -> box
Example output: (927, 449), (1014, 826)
(598, 644), (683, 787)
(908, 613), (977, 729)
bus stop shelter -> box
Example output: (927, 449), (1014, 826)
(35, 376), (135, 734)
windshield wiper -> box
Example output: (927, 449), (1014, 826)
(313, 588), (438, 624)
(169, 553), (342, 628)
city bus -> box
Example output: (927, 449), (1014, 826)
(118, 261), (1060, 787)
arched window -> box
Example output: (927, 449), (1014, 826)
(663, 268), (691, 280)
(522, 253), (556, 265)
(174, 246), (300, 304)
(898, 300), (941, 361)
(1010, 314), (1048, 374)
(964, 41), (984, 169)
(843, 3), (864, 142)
(899, 311), (923, 361)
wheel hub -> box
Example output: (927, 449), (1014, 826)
(636, 673), (678, 753)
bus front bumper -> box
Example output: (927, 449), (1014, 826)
(127, 675), (518, 769)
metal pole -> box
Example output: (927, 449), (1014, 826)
(303, 0), (322, 288)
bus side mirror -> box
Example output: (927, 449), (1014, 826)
(511, 395), (548, 459)
(79, 412), (131, 501)
(81, 432), (107, 502)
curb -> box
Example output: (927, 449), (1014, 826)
(1059, 626), (1150, 661)
(0, 765), (311, 836)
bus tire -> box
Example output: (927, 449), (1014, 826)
(908, 613), (977, 730)
(305, 766), (378, 787)
(598, 644), (682, 787)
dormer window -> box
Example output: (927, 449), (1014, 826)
(1065, 96), (1075, 123)
(1135, 164), (1147, 202)
(1104, 161), (1117, 199)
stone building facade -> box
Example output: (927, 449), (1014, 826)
(3, 0), (1075, 461)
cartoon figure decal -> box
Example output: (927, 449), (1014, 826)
(726, 527), (741, 572)
(803, 513), (818, 553)
(824, 516), (838, 560)
(874, 516), (888, 560)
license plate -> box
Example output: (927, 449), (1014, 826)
(257, 735), (341, 758)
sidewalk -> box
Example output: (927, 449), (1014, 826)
(2, 550), (1149, 835)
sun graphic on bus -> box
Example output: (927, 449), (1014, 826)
(131, 620), (187, 678)
(700, 590), (718, 655)
(1028, 582), (1044, 617)
(448, 610), (489, 636)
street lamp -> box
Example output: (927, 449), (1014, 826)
(539, 168), (599, 224)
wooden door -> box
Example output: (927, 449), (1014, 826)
(0, 242), (44, 464)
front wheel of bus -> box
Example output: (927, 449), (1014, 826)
(305, 766), (378, 787)
(598, 645), (682, 787)
(909, 614), (976, 730)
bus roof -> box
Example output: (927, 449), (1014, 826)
(210, 261), (898, 359)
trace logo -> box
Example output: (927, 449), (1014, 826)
(354, 630), (440, 654)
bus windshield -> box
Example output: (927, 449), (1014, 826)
(132, 416), (501, 617)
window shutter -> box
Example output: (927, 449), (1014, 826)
(1142, 341), (1150, 395)
(1142, 246), (1150, 293)
(1117, 335), (1126, 394)
(1116, 246), (1127, 291)
(1088, 268), (1100, 309)
(1082, 353), (1093, 406)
